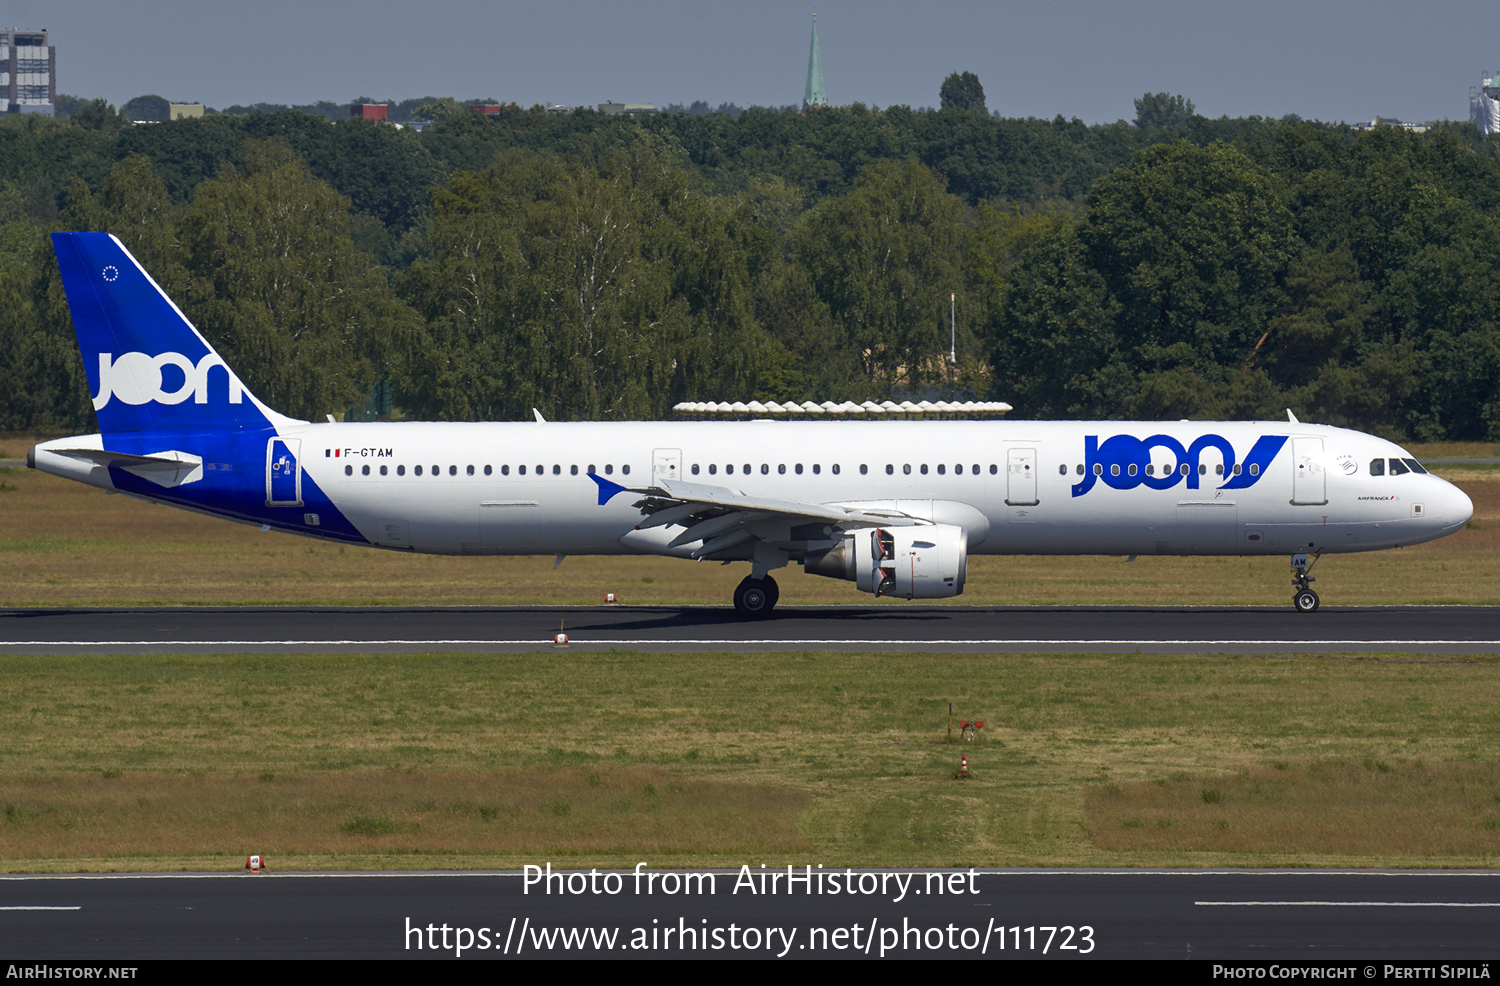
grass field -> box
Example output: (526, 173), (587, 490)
(4, 650), (1500, 872)
(1, 439), (1496, 608)
(2, 437), (1498, 873)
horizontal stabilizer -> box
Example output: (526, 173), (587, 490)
(47, 447), (204, 488)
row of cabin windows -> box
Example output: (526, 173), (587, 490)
(691, 463), (1001, 476)
(1059, 462), (1258, 478)
(343, 463), (633, 477)
(1370, 458), (1428, 476)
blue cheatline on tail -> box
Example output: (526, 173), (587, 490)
(51, 232), (278, 434)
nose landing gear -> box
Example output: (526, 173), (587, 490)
(1292, 550), (1322, 612)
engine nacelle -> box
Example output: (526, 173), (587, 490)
(803, 524), (968, 599)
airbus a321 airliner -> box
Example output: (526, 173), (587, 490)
(29, 233), (1475, 616)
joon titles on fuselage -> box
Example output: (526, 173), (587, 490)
(29, 232), (1474, 616)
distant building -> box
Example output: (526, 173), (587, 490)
(1, 28), (56, 116)
(349, 103), (388, 121)
(1352, 118), (1428, 134)
(1472, 73), (1500, 134)
(597, 101), (655, 116)
(803, 15), (826, 112)
(469, 104), (503, 116)
(169, 104), (204, 120)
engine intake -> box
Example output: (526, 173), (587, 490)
(803, 524), (969, 599)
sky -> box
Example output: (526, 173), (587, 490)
(20, 0), (1499, 125)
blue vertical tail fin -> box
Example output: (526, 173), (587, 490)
(51, 232), (286, 434)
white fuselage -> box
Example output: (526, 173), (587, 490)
(253, 418), (1469, 558)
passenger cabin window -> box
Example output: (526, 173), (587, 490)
(708, 464), (717, 475)
(860, 464), (868, 475)
(381, 465), (388, 476)
(397, 465), (406, 476)
(362, 465), (370, 476)
(415, 465), (423, 476)
(692, 464), (700, 475)
(344, 465), (352, 476)
(796, 464), (804, 475)
(622, 465), (630, 475)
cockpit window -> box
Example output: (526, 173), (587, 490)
(1369, 458), (1385, 476)
(1388, 458), (1410, 476)
(1403, 458), (1428, 475)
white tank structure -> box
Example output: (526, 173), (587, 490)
(1472, 73), (1500, 134)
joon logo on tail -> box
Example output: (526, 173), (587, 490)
(93, 352), (243, 410)
(1071, 433), (1288, 498)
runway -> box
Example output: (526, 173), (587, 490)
(3, 869), (1500, 960)
(0, 604), (1496, 654)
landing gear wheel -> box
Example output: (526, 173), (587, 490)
(763, 575), (779, 609)
(1294, 588), (1320, 613)
(733, 576), (777, 618)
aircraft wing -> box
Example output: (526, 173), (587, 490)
(591, 473), (926, 559)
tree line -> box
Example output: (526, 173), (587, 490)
(2, 90), (1498, 441)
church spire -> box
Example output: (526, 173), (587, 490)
(803, 14), (827, 111)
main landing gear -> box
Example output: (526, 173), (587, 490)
(733, 575), (779, 618)
(1291, 550), (1322, 613)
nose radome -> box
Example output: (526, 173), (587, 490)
(1446, 482), (1474, 528)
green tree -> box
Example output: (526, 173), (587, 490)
(121, 94), (170, 123)
(792, 159), (971, 397)
(176, 139), (415, 420)
(990, 224), (1126, 417)
(1133, 92), (1196, 130)
(939, 72), (987, 114)
(401, 142), (768, 421)
(1080, 140), (1296, 381)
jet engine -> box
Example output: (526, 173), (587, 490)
(803, 524), (969, 599)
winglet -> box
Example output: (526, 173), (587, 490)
(588, 472), (630, 505)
